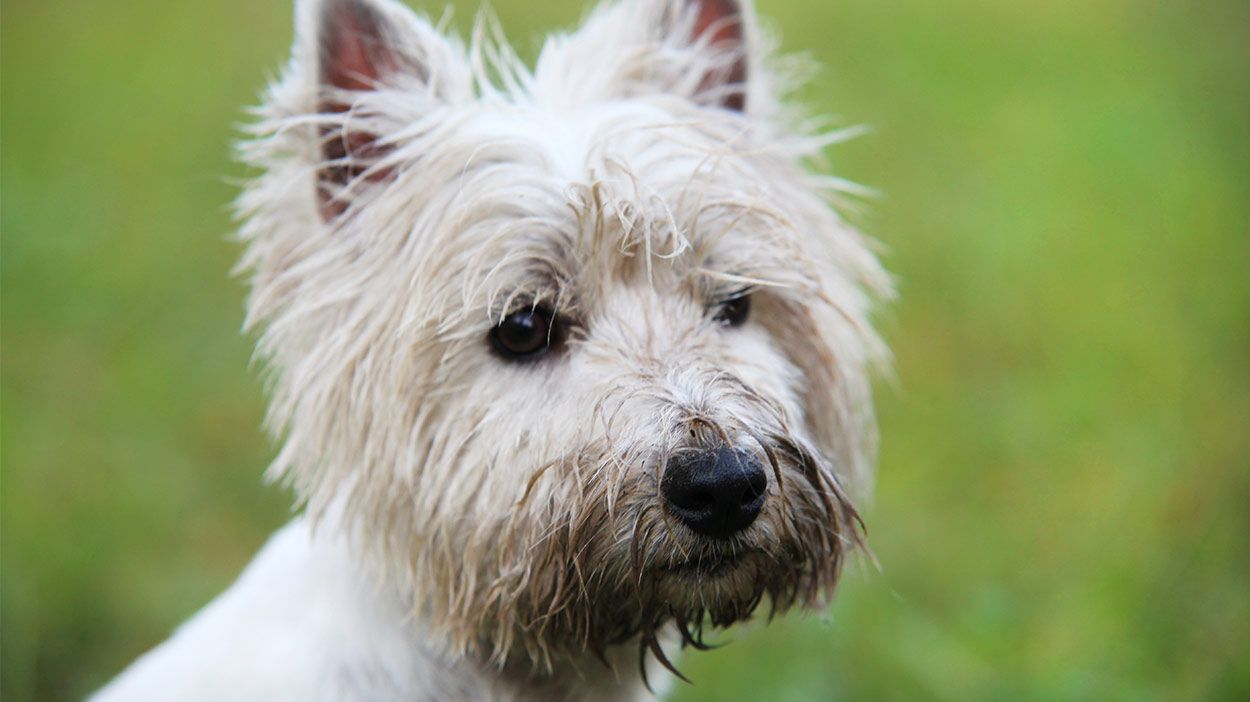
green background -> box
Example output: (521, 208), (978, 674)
(3, 0), (1247, 699)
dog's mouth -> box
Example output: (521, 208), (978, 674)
(665, 549), (762, 580)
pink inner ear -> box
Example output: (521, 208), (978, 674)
(321, 1), (391, 91)
(316, 1), (398, 220)
(690, 0), (747, 111)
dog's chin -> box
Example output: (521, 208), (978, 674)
(470, 538), (834, 671)
(663, 549), (763, 585)
(645, 549), (779, 627)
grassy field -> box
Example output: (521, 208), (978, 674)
(3, 0), (1247, 699)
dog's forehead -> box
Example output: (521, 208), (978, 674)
(466, 101), (717, 182)
(435, 100), (801, 297)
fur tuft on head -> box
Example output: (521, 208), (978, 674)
(234, 0), (891, 669)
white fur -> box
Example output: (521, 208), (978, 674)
(91, 518), (655, 701)
(91, 0), (891, 699)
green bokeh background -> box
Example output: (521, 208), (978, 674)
(3, 0), (1247, 699)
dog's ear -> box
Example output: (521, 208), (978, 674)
(303, 0), (463, 219)
(548, 0), (755, 113)
(315, 0), (400, 219)
(675, 0), (748, 111)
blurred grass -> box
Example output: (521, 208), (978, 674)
(2, 0), (1247, 700)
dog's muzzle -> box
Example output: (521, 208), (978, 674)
(660, 446), (767, 539)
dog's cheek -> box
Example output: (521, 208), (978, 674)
(447, 355), (586, 473)
(747, 296), (841, 442)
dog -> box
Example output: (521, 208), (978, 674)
(90, 0), (891, 699)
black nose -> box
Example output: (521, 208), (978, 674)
(661, 446), (767, 538)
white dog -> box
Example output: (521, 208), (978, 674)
(91, 0), (891, 699)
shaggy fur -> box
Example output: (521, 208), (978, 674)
(91, 0), (891, 699)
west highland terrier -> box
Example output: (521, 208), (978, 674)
(92, 0), (891, 699)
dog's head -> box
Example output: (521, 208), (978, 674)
(237, 0), (891, 670)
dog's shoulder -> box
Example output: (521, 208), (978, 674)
(88, 521), (437, 701)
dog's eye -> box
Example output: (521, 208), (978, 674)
(714, 293), (751, 327)
(491, 307), (559, 359)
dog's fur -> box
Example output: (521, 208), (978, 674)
(90, 0), (890, 699)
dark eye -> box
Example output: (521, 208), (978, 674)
(490, 306), (559, 360)
(714, 293), (751, 327)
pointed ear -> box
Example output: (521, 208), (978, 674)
(307, 0), (457, 219)
(682, 0), (748, 111)
(538, 0), (756, 113)
(318, 0), (426, 94)
(314, 0), (415, 219)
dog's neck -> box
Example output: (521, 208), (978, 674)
(313, 518), (658, 702)
(478, 646), (656, 702)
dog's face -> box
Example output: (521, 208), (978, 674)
(237, 0), (890, 668)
